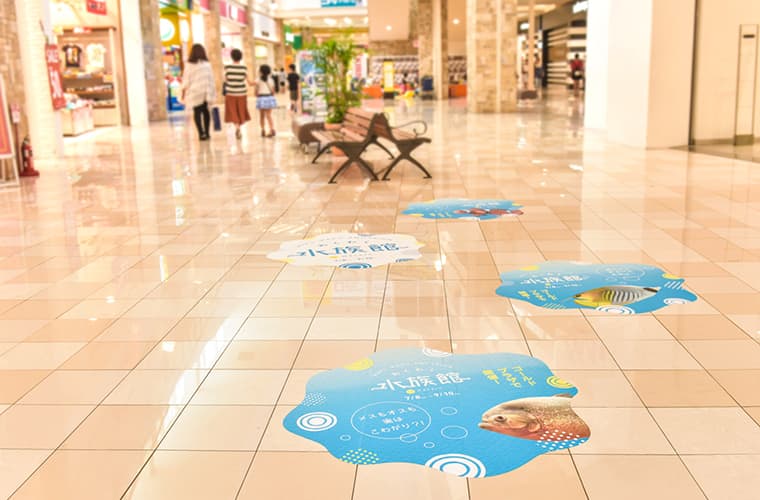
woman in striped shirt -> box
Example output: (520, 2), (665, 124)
(223, 49), (254, 140)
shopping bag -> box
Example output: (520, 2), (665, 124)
(211, 106), (222, 132)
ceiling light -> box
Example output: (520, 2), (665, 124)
(452, 18), (460, 25)
(364, 16), (368, 24)
(324, 18), (337, 26)
(344, 17), (352, 25)
(385, 25), (392, 31)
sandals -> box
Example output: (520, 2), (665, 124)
(267, 131), (276, 138)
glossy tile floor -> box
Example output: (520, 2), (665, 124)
(1, 91), (759, 499)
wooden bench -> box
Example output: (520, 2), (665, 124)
(311, 108), (394, 184)
(291, 115), (325, 153)
(371, 114), (432, 180)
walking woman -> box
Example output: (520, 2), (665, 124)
(182, 44), (216, 141)
(223, 48), (253, 139)
(255, 64), (277, 137)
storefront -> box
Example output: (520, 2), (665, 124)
(220, 1), (248, 64)
(539, 0), (588, 88)
(252, 10), (280, 70)
(51, 0), (129, 134)
(160, 0), (195, 111)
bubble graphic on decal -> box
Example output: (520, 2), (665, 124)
(341, 448), (380, 465)
(664, 298), (688, 305)
(300, 393), (327, 407)
(425, 454), (487, 478)
(441, 407), (458, 416)
(595, 305), (635, 315)
(424, 442), (436, 449)
(546, 376), (575, 389)
(340, 262), (373, 270)
(296, 412), (337, 432)
(441, 426), (468, 440)
(400, 433), (418, 443)
(340, 435), (351, 441)
(422, 348), (452, 358)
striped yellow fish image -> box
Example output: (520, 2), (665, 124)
(573, 286), (658, 308)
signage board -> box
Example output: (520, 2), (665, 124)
(86, 0), (107, 15)
(45, 44), (67, 111)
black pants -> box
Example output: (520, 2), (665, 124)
(193, 102), (210, 138)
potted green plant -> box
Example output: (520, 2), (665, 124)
(310, 36), (363, 125)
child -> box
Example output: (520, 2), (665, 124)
(255, 64), (277, 137)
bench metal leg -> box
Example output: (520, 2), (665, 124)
(327, 144), (379, 184)
(371, 139), (395, 159)
(312, 143), (334, 164)
(381, 143), (432, 180)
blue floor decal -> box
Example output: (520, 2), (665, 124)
(402, 199), (523, 220)
(266, 233), (424, 268)
(496, 261), (697, 314)
(284, 348), (589, 478)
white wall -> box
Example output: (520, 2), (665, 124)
(588, 0), (694, 148)
(119, 0), (148, 127)
(646, 0), (694, 148)
(605, 0), (653, 148)
(583, 0), (609, 129)
(692, 0), (760, 142)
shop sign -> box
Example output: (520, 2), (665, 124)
(285, 348), (589, 478)
(86, 0), (107, 15)
(220, 0), (247, 24)
(0, 79), (13, 159)
(252, 12), (278, 42)
(267, 233), (423, 269)
(382, 61), (395, 93)
(496, 262), (698, 314)
(321, 0), (358, 6)
(45, 44), (67, 111)
(403, 199), (524, 220)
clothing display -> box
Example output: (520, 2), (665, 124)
(62, 44), (83, 68)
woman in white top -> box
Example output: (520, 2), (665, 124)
(181, 44), (216, 141)
(255, 64), (277, 138)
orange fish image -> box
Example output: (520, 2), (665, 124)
(479, 395), (589, 442)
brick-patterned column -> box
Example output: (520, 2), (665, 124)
(138, 0), (167, 121)
(0, 0), (27, 141)
(244, 0), (257, 84)
(467, 0), (517, 112)
(418, 0), (449, 99)
(205, 0), (224, 100)
(275, 20), (286, 70)
(14, 0), (62, 158)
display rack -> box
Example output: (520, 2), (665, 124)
(58, 28), (121, 127)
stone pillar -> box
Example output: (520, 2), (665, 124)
(138, 0), (166, 121)
(14, 0), (62, 158)
(466, 0), (518, 113)
(273, 20), (285, 71)
(205, 0), (224, 99)
(0, 0), (27, 140)
(244, 0), (257, 81)
(418, 0), (449, 99)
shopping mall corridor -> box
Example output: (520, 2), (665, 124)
(0, 93), (759, 500)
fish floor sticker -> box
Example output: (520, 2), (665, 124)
(283, 348), (589, 478)
(266, 233), (424, 269)
(496, 261), (697, 314)
(402, 199), (524, 220)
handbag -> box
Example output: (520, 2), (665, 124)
(211, 106), (222, 131)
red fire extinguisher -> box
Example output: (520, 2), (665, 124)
(20, 136), (40, 177)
